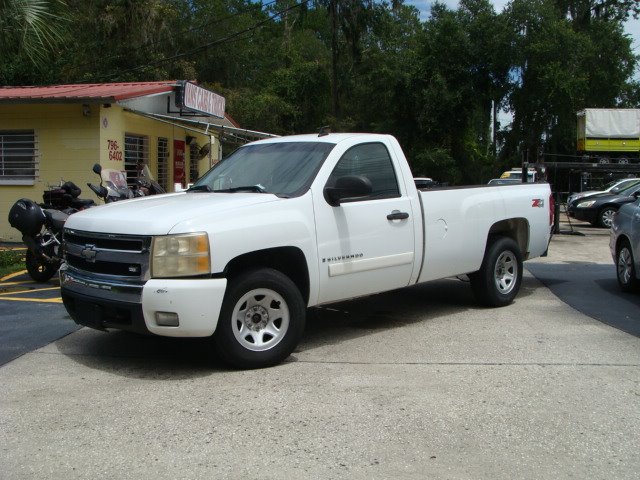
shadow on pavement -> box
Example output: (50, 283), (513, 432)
(301, 275), (535, 349)
(55, 330), (225, 379)
(54, 276), (537, 377)
(526, 262), (640, 338)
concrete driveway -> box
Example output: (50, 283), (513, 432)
(1, 221), (638, 479)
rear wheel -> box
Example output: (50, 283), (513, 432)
(470, 236), (523, 307)
(25, 249), (58, 282)
(598, 207), (617, 228)
(213, 268), (306, 369)
(616, 240), (638, 292)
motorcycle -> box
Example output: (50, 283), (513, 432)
(8, 181), (97, 282)
(42, 180), (96, 212)
(135, 162), (165, 196)
(8, 199), (69, 282)
(87, 163), (165, 203)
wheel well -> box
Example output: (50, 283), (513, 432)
(616, 234), (630, 254)
(599, 204), (617, 213)
(224, 247), (310, 304)
(487, 218), (529, 259)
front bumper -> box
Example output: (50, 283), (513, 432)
(571, 207), (598, 224)
(60, 267), (227, 337)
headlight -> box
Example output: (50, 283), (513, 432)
(576, 200), (596, 208)
(151, 232), (210, 278)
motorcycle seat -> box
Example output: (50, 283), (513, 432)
(43, 209), (69, 231)
(71, 198), (96, 208)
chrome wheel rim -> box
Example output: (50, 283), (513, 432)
(232, 288), (290, 352)
(601, 209), (615, 228)
(618, 247), (633, 285)
(494, 250), (517, 295)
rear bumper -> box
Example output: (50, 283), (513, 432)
(60, 267), (227, 337)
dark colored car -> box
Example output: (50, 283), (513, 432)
(568, 183), (640, 228)
(610, 199), (640, 291)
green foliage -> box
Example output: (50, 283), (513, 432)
(0, 0), (67, 68)
(0, 0), (637, 185)
(412, 148), (461, 185)
(0, 249), (25, 277)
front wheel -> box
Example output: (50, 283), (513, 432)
(25, 249), (59, 282)
(470, 236), (523, 307)
(213, 268), (306, 369)
(598, 207), (617, 228)
(616, 240), (638, 293)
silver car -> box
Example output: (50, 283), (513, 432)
(569, 177), (640, 206)
(610, 196), (640, 291)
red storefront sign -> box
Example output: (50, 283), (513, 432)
(173, 140), (185, 188)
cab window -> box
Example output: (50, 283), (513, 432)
(326, 143), (400, 201)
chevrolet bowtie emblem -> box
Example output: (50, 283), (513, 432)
(81, 245), (97, 263)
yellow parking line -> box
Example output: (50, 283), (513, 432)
(0, 296), (62, 303)
(0, 270), (28, 282)
(0, 281), (29, 287)
(0, 286), (60, 296)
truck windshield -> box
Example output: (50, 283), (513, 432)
(191, 142), (336, 197)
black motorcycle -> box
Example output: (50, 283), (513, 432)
(8, 199), (69, 282)
(7, 181), (95, 282)
(42, 180), (96, 212)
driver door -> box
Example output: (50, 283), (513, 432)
(313, 142), (415, 304)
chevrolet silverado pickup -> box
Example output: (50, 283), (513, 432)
(60, 133), (553, 368)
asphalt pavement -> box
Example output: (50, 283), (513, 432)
(0, 270), (78, 366)
(0, 219), (638, 479)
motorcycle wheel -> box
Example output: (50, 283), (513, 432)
(25, 249), (59, 282)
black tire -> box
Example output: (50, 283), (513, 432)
(616, 240), (638, 293)
(598, 207), (617, 229)
(25, 249), (59, 282)
(469, 236), (523, 307)
(213, 268), (306, 369)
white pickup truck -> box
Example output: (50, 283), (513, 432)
(60, 133), (553, 368)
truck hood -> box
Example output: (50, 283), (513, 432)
(65, 192), (281, 235)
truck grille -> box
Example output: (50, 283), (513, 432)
(63, 229), (152, 282)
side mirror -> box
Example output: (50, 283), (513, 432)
(324, 175), (373, 207)
(92, 163), (102, 175)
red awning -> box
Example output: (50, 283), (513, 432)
(0, 81), (177, 103)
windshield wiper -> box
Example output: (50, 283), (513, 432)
(217, 184), (267, 193)
(187, 185), (213, 192)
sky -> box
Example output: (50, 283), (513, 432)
(406, 0), (640, 56)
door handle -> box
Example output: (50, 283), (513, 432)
(387, 210), (409, 220)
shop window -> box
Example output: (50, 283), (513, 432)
(0, 130), (38, 184)
(124, 134), (148, 186)
(157, 137), (169, 191)
(189, 142), (199, 184)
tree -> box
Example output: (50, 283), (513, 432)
(501, 0), (637, 165)
(0, 0), (67, 65)
(0, 0), (68, 84)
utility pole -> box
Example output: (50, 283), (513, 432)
(329, 0), (339, 119)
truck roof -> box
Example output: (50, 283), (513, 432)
(247, 133), (394, 145)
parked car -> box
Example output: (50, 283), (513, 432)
(568, 182), (640, 228)
(610, 199), (640, 291)
(567, 177), (639, 206)
(500, 168), (538, 182)
(488, 178), (522, 186)
(414, 177), (439, 189)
